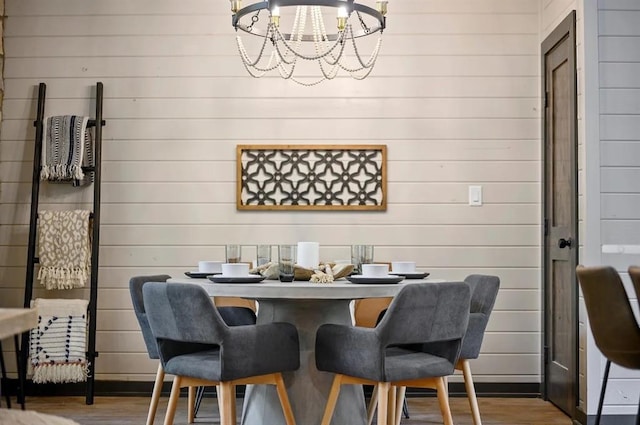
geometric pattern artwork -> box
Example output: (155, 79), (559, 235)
(237, 145), (387, 210)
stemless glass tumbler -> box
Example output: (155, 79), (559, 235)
(226, 244), (242, 263)
(278, 244), (297, 282)
(257, 244), (272, 267)
(351, 245), (374, 275)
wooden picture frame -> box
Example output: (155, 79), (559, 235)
(236, 144), (387, 211)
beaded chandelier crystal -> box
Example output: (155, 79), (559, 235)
(230, 0), (388, 86)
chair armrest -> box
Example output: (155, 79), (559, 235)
(221, 322), (300, 380)
(316, 324), (384, 380)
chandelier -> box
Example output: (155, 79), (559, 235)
(230, 0), (388, 86)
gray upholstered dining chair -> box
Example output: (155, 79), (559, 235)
(453, 274), (500, 425)
(129, 276), (258, 424)
(576, 265), (640, 425)
(367, 274), (500, 425)
(143, 282), (300, 425)
(129, 275), (173, 425)
(316, 281), (470, 425)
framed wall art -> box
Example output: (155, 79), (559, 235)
(236, 144), (387, 211)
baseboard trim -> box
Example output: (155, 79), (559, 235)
(574, 406), (638, 425)
(2, 378), (540, 398)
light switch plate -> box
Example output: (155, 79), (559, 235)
(469, 185), (482, 206)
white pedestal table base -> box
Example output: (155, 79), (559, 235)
(241, 299), (367, 425)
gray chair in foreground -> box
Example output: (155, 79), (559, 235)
(576, 266), (640, 425)
(130, 276), (258, 424)
(143, 282), (300, 425)
(316, 282), (470, 425)
(368, 275), (500, 425)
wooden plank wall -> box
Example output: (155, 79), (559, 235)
(595, 0), (640, 415)
(0, 0), (542, 384)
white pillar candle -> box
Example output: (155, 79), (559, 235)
(297, 242), (320, 269)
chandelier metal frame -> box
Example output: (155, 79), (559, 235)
(230, 0), (388, 85)
(232, 0), (386, 41)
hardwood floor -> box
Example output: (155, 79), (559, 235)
(20, 395), (572, 425)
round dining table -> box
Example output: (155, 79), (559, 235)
(167, 277), (437, 425)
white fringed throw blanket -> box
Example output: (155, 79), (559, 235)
(29, 298), (89, 384)
(41, 115), (93, 186)
(37, 210), (91, 290)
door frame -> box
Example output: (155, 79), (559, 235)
(540, 10), (579, 417)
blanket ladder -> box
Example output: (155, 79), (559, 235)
(19, 82), (105, 406)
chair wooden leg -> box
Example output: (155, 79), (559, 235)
(219, 382), (235, 425)
(377, 382), (390, 425)
(394, 386), (406, 425)
(321, 375), (343, 425)
(187, 386), (196, 423)
(146, 363), (165, 425)
(595, 360), (611, 425)
(216, 385), (223, 417)
(367, 385), (378, 425)
(436, 377), (454, 425)
(274, 373), (296, 425)
(387, 386), (397, 425)
(163, 376), (182, 425)
(461, 359), (482, 425)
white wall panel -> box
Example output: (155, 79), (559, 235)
(0, 0), (543, 386)
(594, 0), (640, 416)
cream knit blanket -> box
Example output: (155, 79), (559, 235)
(37, 210), (91, 290)
(29, 298), (89, 384)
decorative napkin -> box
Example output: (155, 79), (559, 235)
(29, 298), (89, 384)
(41, 115), (93, 186)
(37, 210), (91, 290)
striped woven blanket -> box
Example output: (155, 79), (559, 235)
(41, 115), (93, 186)
(29, 298), (89, 384)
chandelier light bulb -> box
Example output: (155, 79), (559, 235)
(376, 1), (388, 16)
(336, 7), (348, 31)
(230, 0), (242, 13)
(271, 6), (281, 26)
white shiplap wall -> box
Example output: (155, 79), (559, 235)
(0, 0), (541, 383)
(594, 0), (640, 416)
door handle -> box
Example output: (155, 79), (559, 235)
(558, 238), (573, 249)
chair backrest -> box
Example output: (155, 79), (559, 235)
(143, 282), (230, 362)
(576, 265), (640, 370)
(354, 297), (392, 328)
(628, 266), (640, 309)
(218, 306), (257, 326)
(460, 274), (501, 359)
(214, 296), (257, 312)
(129, 275), (171, 359)
(376, 282), (470, 354)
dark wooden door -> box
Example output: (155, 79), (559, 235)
(541, 11), (578, 418)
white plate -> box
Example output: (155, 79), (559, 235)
(347, 275), (404, 284)
(208, 275), (266, 284)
